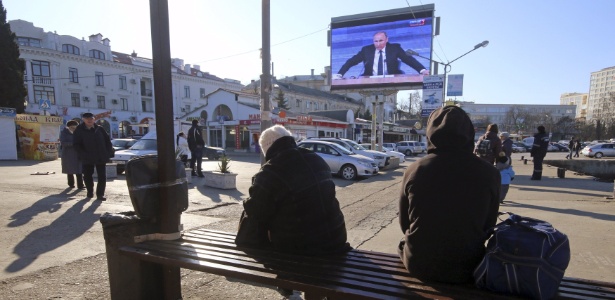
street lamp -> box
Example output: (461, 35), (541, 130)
(406, 40), (489, 104)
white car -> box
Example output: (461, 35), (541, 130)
(309, 138), (388, 168)
(297, 140), (378, 180)
(111, 133), (158, 174)
(360, 143), (405, 163)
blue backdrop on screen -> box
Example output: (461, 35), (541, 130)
(331, 17), (433, 90)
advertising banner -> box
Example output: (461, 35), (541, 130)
(15, 114), (63, 160)
(446, 74), (464, 96)
(421, 75), (444, 117)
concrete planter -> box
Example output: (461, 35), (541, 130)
(203, 171), (237, 189)
(185, 168), (192, 184)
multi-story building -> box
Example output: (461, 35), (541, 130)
(560, 92), (588, 120)
(11, 19), (243, 138)
(587, 66), (615, 123)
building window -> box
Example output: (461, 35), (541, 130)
(31, 60), (50, 77)
(119, 76), (127, 90)
(141, 100), (147, 112)
(200, 88), (206, 98)
(17, 37), (41, 47)
(89, 49), (105, 60)
(121, 98), (128, 110)
(95, 72), (104, 86)
(97, 95), (105, 109)
(71, 93), (80, 107)
(306, 101), (311, 109)
(69, 68), (79, 83)
(185, 105), (191, 112)
(296, 99), (301, 107)
(33, 86), (55, 104)
(62, 44), (80, 55)
(184, 86), (190, 98)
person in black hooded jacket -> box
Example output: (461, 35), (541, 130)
(235, 125), (350, 255)
(398, 106), (501, 284)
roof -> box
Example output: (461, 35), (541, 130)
(274, 80), (361, 105)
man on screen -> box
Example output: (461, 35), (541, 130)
(333, 31), (429, 79)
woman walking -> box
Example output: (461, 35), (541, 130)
(60, 120), (84, 189)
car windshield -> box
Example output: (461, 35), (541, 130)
(345, 140), (366, 151)
(129, 139), (157, 150)
(112, 140), (131, 147)
(329, 143), (354, 155)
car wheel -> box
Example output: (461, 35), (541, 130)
(340, 164), (357, 180)
(405, 150), (412, 156)
(117, 166), (125, 174)
(594, 152), (603, 158)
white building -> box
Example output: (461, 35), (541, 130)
(587, 66), (615, 122)
(11, 19), (244, 138)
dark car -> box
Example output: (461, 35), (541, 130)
(202, 146), (226, 160)
(514, 142), (532, 152)
(111, 138), (137, 151)
(550, 143), (569, 152)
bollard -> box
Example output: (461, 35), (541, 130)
(524, 159), (528, 165)
(557, 168), (566, 178)
(521, 155), (524, 161)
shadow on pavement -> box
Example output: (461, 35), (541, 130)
(501, 201), (615, 222)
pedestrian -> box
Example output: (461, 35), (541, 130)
(176, 132), (191, 167)
(574, 140), (582, 157)
(73, 113), (114, 200)
(496, 155), (515, 203)
(60, 120), (84, 189)
(235, 125), (350, 254)
(398, 106), (501, 283)
(499, 131), (513, 163)
(566, 138), (575, 159)
(474, 123), (502, 165)
(530, 125), (550, 180)
(187, 120), (204, 177)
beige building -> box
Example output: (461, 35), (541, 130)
(560, 92), (588, 120)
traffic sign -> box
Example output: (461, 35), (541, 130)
(39, 99), (51, 110)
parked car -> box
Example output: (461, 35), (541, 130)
(297, 140), (378, 180)
(396, 141), (423, 156)
(111, 138), (137, 151)
(419, 142), (427, 153)
(360, 143), (405, 163)
(308, 137), (387, 168)
(547, 144), (559, 152)
(581, 143), (615, 158)
(511, 142), (526, 153)
(550, 143), (569, 152)
(111, 131), (226, 174)
(382, 142), (397, 152)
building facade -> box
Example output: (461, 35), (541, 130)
(586, 66), (615, 122)
(560, 92), (588, 120)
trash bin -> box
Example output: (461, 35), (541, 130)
(125, 154), (189, 220)
(557, 167), (566, 178)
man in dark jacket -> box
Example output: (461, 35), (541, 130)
(235, 125), (350, 255)
(73, 113), (113, 200)
(530, 125), (550, 180)
(398, 106), (501, 284)
(187, 120), (204, 177)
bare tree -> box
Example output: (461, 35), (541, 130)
(409, 91), (422, 117)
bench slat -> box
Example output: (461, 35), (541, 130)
(120, 229), (615, 300)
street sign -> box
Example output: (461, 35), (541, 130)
(39, 99), (51, 110)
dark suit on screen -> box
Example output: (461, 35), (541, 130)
(337, 43), (426, 77)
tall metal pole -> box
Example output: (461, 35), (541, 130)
(260, 0), (271, 165)
(149, 0), (181, 297)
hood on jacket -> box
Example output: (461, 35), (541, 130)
(425, 106), (475, 154)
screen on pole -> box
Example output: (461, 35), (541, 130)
(330, 4), (434, 91)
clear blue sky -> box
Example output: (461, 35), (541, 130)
(5, 0), (615, 105)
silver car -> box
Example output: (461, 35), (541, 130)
(308, 137), (388, 168)
(396, 141), (423, 156)
(581, 143), (615, 158)
(297, 140), (378, 180)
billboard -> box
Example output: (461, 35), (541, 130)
(421, 75), (443, 117)
(446, 74), (464, 96)
(330, 4), (434, 91)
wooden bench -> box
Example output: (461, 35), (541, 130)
(118, 228), (615, 300)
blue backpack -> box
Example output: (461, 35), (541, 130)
(474, 213), (570, 300)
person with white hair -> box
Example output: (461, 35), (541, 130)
(235, 125), (350, 255)
(499, 131), (513, 164)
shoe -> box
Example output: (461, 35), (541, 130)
(69, 185), (75, 188)
(96, 196), (107, 201)
(87, 193), (93, 198)
(77, 186), (85, 189)
(198, 173), (204, 178)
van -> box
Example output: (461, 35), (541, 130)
(396, 141), (422, 156)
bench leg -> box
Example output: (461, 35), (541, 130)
(100, 212), (181, 300)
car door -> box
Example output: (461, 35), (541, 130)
(315, 143), (341, 172)
(604, 144), (615, 157)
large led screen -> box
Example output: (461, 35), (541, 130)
(330, 5), (434, 91)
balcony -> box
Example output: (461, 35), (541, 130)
(141, 89), (153, 97)
(33, 76), (52, 85)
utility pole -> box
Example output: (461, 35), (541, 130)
(260, 0), (271, 165)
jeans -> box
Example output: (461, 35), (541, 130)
(190, 147), (203, 174)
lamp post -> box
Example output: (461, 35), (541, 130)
(406, 40), (489, 104)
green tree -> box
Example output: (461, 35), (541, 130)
(273, 89), (289, 110)
(0, 2), (27, 113)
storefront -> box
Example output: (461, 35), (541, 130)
(15, 114), (63, 160)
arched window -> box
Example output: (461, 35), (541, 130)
(62, 44), (80, 55)
(89, 49), (105, 60)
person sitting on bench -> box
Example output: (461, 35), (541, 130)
(235, 125), (350, 255)
(397, 106), (501, 283)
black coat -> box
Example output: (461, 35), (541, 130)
(399, 106), (500, 283)
(187, 125), (204, 152)
(531, 132), (549, 158)
(73, 123), (113, 165)
(235, 136), (350, 255)
(60, 127), (82, 174)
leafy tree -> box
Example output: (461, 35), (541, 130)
(357, 107), (372, 120)
(0, 2), (27, 113)
(273, 89), (288, 110)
